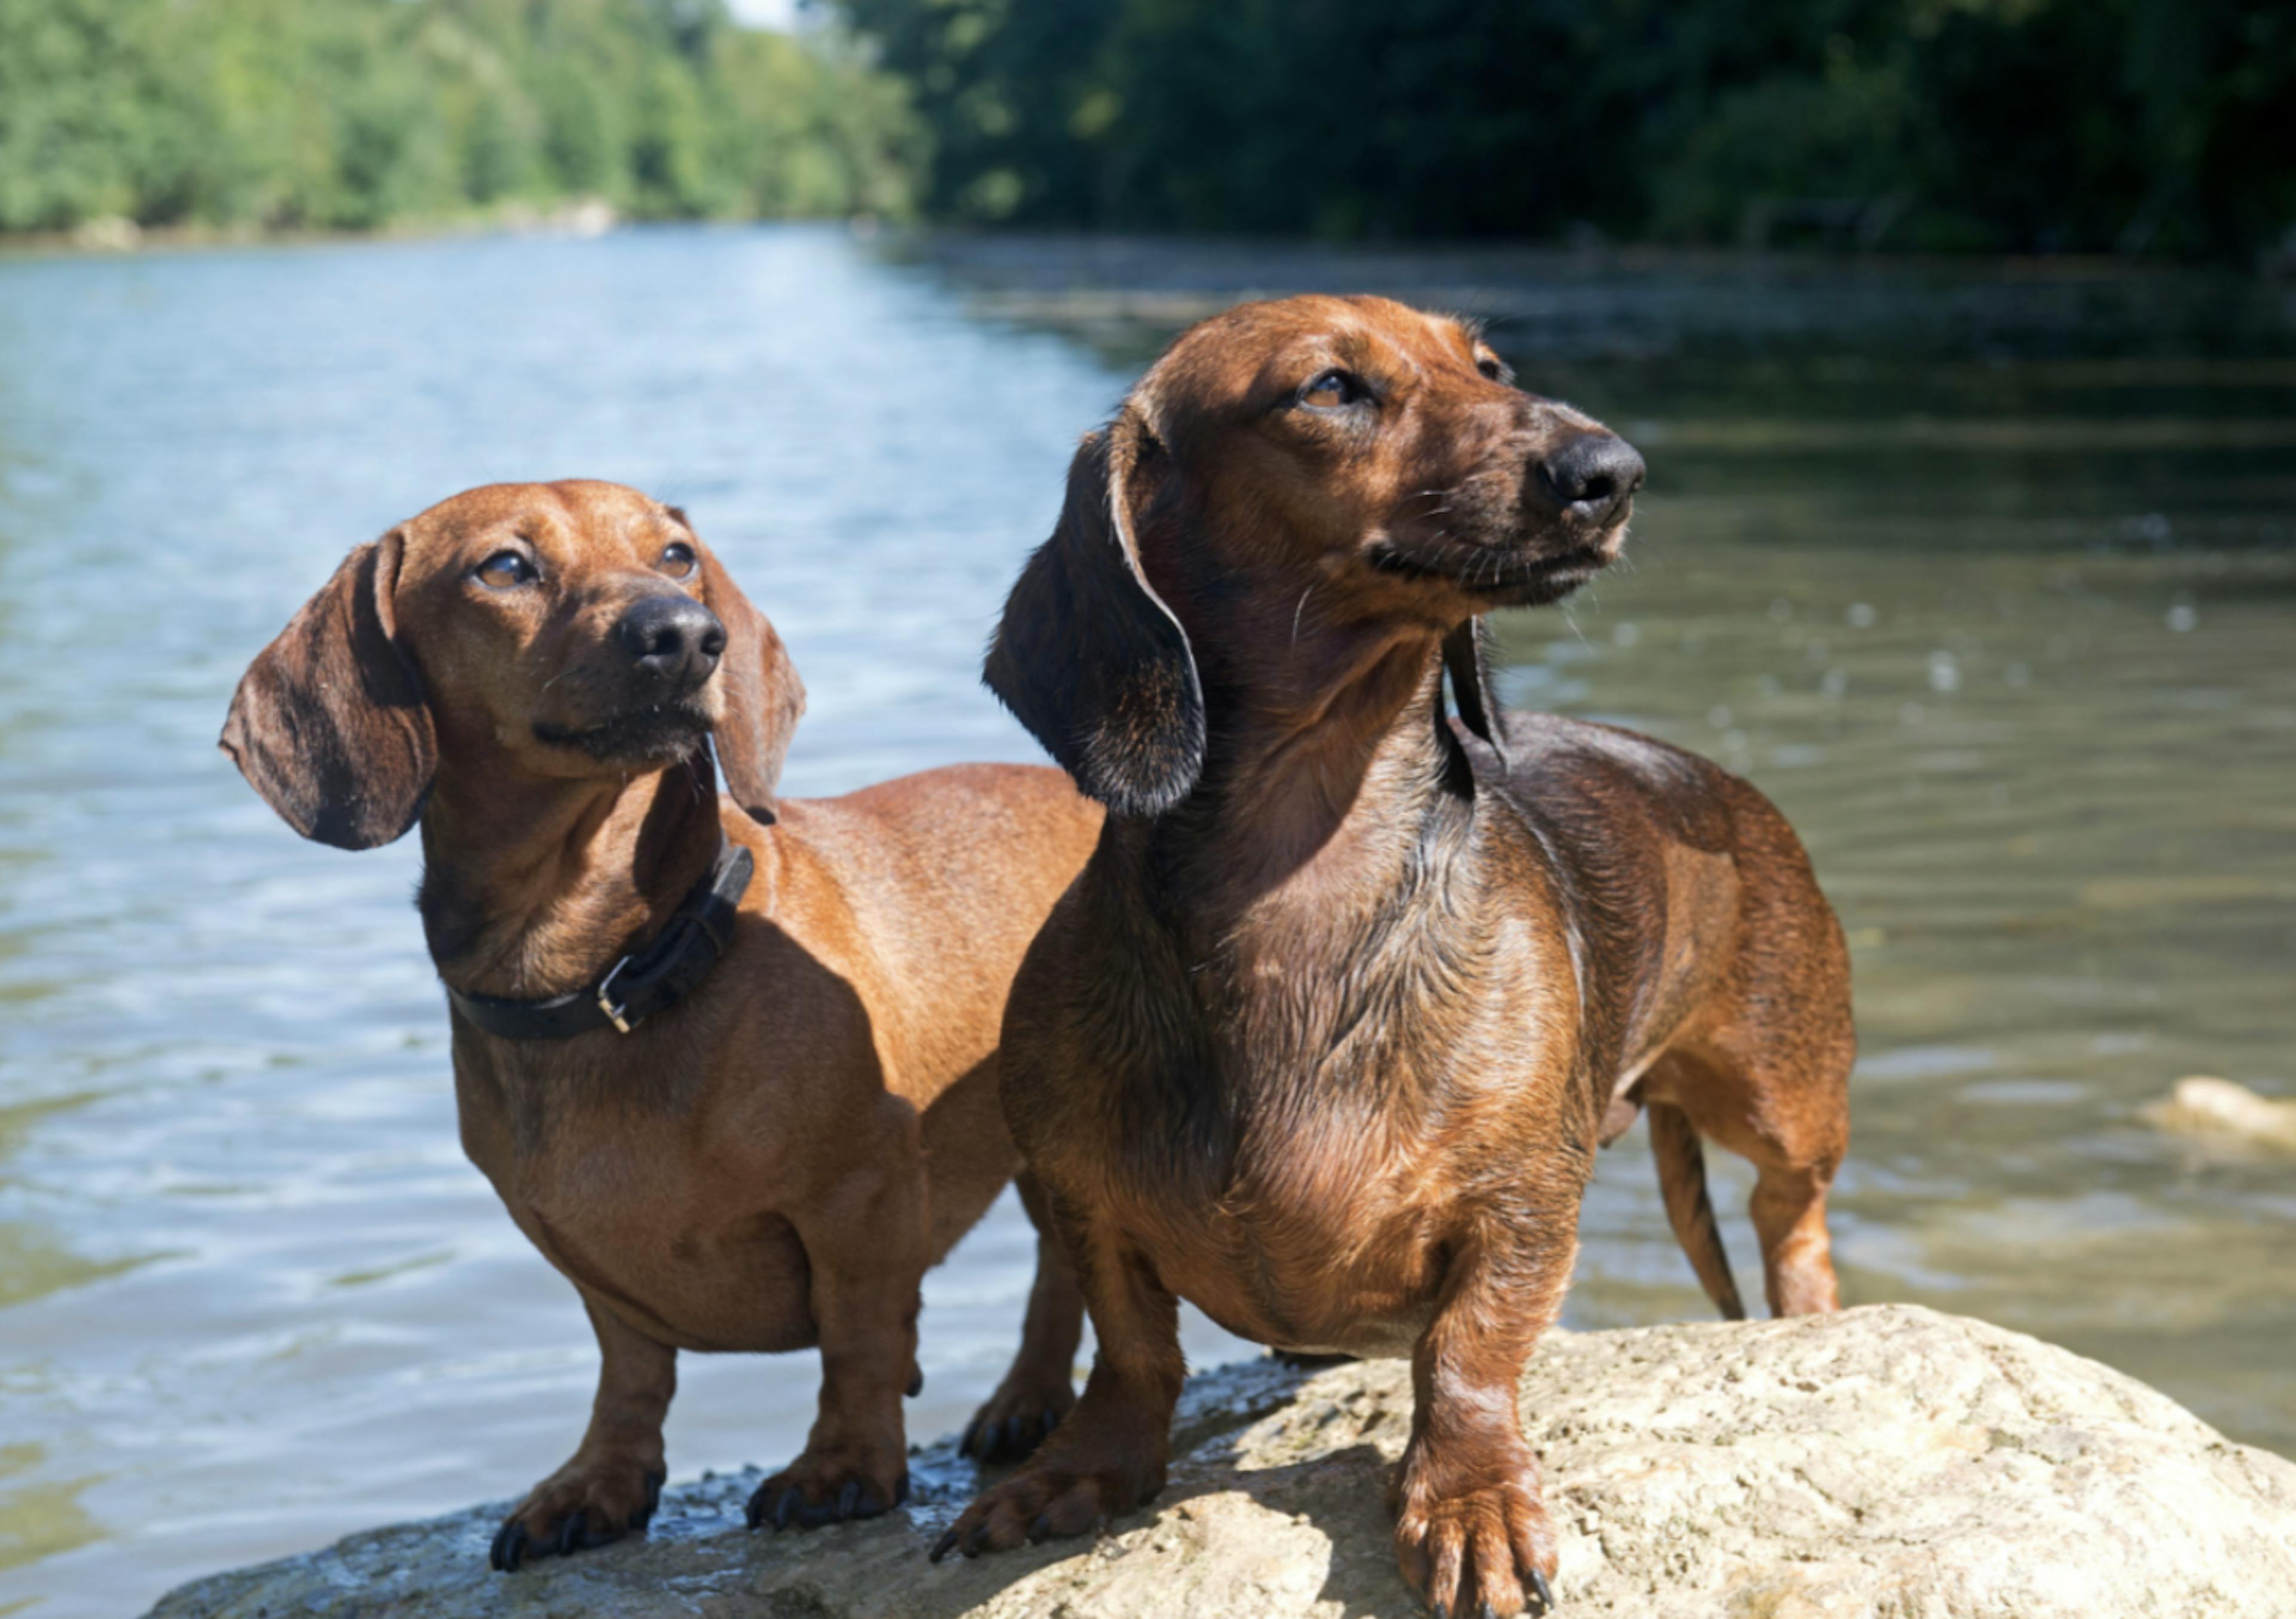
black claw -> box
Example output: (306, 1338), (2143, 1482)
(490, 1519), (529, 1573)
(1042, 1408), (1061, 1435)
(744, 1487), (766, 1532)
(960, 1419), (982, 1458)
(554, 1510), (586, 1557)
(1432, 1602), (1450, 1619)
(773, 1487), (802, 1532)
(646, 1472), (665, 1513)
(837, 1480), (862, 1520)
(797, 1489), (847, 1530)
(1027, 1513), (1054, 1544)
(929, 1526), (961, 1563)
(893, 1471), (911, 1507)
(962, 1520), (993, 1558)
(1002, 1416), (1024, 1456)
(1529, 1568), (1555, 1613)
(908, 1367), (925, 1397)
(1479, 1603), (1499, 1619)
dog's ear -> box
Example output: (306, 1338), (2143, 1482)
(220, 530), (436, 850)
(1442, 616), (1507, 764)
(688, 526), (805, 824)
(985, 408), (1204, 817)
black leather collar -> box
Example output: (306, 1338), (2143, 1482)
(444, 839), (753, 1041)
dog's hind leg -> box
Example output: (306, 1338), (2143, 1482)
(1646, 1038), (1846, 1318)
(1645, 786), (1855, 1318)
(1650, 930), (1852, 1318)
(1642, 1082), (1747, 1320)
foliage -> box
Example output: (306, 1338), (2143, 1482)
(826, 0), (2296, 258)
(0, 0), (922, 233)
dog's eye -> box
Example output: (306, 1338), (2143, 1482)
(1299, 368), (1367, 410)
(659, 541), (697, 579)
(1476, 354), (1512, 383)
(474, 551), (536, 589)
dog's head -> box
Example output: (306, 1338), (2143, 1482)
(221, 480), (804, 850)
(986, 295), (1644, 815)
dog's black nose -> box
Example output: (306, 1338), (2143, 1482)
(1538, 432), (1645, 526)
(615, 594), (726, 688)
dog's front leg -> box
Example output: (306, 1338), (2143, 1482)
(960, 1169), (1084, 1463)
(933, 1216), (1182, 1560)
(747, 1148), (927, 1532)
(491, 1296), (673, 1571)
(1393, 1215), (1573, 1618)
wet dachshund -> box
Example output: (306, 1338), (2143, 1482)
(223, 480), (1100, 1570)
(936, 298), (1854, 1617)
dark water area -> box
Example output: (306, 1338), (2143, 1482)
(1, 225), (2291, 1617)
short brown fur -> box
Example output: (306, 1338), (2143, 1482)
(222, 480), (1101, 1568)
(945, 299), (1853, 1617)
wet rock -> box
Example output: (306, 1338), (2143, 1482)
(145, 1304), (2296, 1618)
(2142, 1075), (2296, 1154)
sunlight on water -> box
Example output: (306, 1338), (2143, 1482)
(1, 226), (2291, 1616)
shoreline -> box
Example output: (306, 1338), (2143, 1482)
(7, 212), (2285, 282)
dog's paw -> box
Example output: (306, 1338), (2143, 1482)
(960, 1373), (1076, 1464)
(745, 1447), (909, 1533)
(927, 1459), (1159, 1562)
(490, 1458), (664, 1572)
(1394, 1475), (1558, 1618)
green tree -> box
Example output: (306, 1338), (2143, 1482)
(0, 0), (923, 235)
(823, 0), (2296, 258)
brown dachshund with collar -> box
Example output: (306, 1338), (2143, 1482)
(935, 297), (1854, 1617)
(222, 480), (1101, 1571)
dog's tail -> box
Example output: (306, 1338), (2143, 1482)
(1648, 1101), (1747, 1320)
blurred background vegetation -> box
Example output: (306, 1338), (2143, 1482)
(0, 0), (920, 233)
(835, 0), (2295, 258)
(3, 0), (2292, 258)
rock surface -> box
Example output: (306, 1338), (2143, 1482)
(2143, 1075), (2296, 1154)
(146, 1304), (2296, 1619)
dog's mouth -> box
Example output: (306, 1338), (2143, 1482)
(533, 701), (713, 764)
(1366, 533), (1620, 606)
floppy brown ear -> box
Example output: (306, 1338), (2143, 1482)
(692, 533), (805, 823)
(984, 409), (1203, 818)
(220, 531), (436, 851)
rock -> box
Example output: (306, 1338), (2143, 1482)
(2142, 1076), (2296, 1154)
(144, 1305), (2296, 1619)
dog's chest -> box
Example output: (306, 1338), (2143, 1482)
(453, 1053), (818, 1355)
(1094, 906), (1558, 1354)
(1141, 1117), (1455, 1356)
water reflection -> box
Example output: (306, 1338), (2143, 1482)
(0, 226), (2291, 1618)
(0, 1444), (103, 1578)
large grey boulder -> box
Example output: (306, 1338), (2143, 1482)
(146, 1304), (2296, 1619)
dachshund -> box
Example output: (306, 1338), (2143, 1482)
(935, 298), (1854, 1617)
(221, 480), (1101, 1571)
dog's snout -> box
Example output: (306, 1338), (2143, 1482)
(1537, 433), (1646, 526)
(615, 594), (726, 687)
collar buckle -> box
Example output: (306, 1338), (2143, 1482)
(445, 839), (752, 1043)
(595, 954), (638, 1034)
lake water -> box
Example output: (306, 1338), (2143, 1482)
(1, 225), (2291, 1618)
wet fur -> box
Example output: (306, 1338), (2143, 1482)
(945, 299), (1853, 1617)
